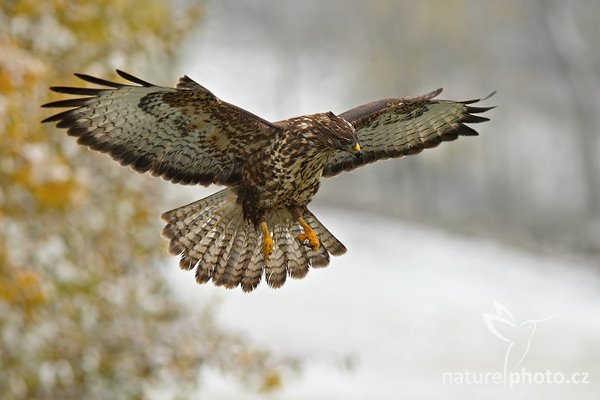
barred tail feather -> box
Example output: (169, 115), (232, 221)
(161, 189), (347, 292)
(304, 210), (348, 256)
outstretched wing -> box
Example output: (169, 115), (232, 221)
(42, 70), (281, 185)
(322, 89), (495, 177)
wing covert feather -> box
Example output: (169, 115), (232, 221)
(42, 70), (280, 186)
(323, 89), (495, 177)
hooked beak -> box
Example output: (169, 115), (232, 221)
(344, 143), (362, 159)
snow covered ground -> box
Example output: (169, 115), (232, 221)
(165, 206), (600, 399)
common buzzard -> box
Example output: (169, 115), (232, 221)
(42, 70), (494, 292)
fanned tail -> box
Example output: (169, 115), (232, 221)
(161, 189), (347, 292)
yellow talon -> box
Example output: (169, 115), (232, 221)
(261, 222), (273, 261)
(297, 217), (319, 251)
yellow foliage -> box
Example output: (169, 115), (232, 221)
(0, 269), (46, 319)
(0, 68), (15, 93)
(260, 370), (283, 392)
(33, 179), (79, 210)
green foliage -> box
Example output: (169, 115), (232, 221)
(0, 2), (293, 398)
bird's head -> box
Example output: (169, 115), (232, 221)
(316, 111), (362, 158)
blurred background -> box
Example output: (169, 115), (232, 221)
(1, 0), (599, 399)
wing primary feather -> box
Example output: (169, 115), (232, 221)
(41, 109), (76, 123)
(460, 90), (497, 104)
(480, 90), (497, 101)
(466, 105), (496, 114)
(74, 73), (124, 88)
(49, 86), (105, 95)
(453, 124), (479, 136)
(461, 114), (490, 123)
(42, 98), (91, 108)
(116, 70), (155, 87)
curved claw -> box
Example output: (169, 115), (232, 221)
(297, 218), (320, 252)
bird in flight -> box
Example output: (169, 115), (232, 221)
(43, 70), (494, 292)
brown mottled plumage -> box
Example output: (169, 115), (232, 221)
(42, 70), (494, 292)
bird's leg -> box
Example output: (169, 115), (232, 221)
(260, 221), (274, 262)
(290, 207), (319, 251)
(297, 217), (319, 251)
